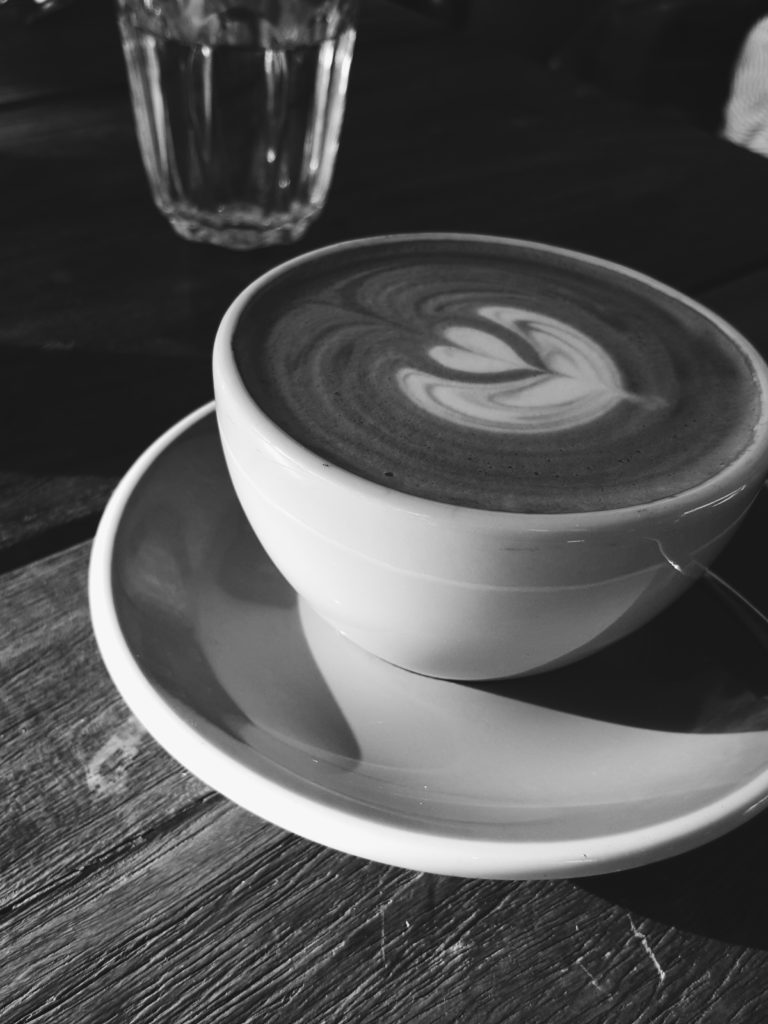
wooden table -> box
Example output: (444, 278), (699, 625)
(5, 3), (768, 1020)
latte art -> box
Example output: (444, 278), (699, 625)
(234, 237), (762, 513)
(398, 305), (652, 434)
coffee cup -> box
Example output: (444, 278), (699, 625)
(212, 233), (768, 680)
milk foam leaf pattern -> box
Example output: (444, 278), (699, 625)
(431, 325), (536, 373)
(397, 304), (637, 434)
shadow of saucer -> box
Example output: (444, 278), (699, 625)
(579, 808), (768, 949)
(468, 580), (768, 735)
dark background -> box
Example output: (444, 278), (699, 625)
(8, 0), (768, 130)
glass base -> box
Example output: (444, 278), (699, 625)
(167, 213), (315, 250)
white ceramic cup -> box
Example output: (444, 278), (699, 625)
(213, 235), (768, 681)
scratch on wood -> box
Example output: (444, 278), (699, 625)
(628, 915), (666, 984)
(575, 955), (605, 993)
(85, 716), (146, 797)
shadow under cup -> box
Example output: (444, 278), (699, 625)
(212, 234), (768, 680)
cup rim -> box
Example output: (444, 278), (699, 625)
(212, 231), (768, 531)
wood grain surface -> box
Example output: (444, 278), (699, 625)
(4, 3), (768, 1022)
(5, 544), (768, 1023)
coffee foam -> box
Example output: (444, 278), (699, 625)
(234, 237), (762, 513)
(396, 305), (664, 435)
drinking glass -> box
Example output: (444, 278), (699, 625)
(117, 0), (358, 249)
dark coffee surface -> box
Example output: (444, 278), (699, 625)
(233, 237), (762, 513)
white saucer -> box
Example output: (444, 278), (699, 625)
(89, 403), (768, 879)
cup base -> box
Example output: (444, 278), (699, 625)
(168, 214), (314, 251)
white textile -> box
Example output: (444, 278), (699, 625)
(723, 15), (768, 156)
